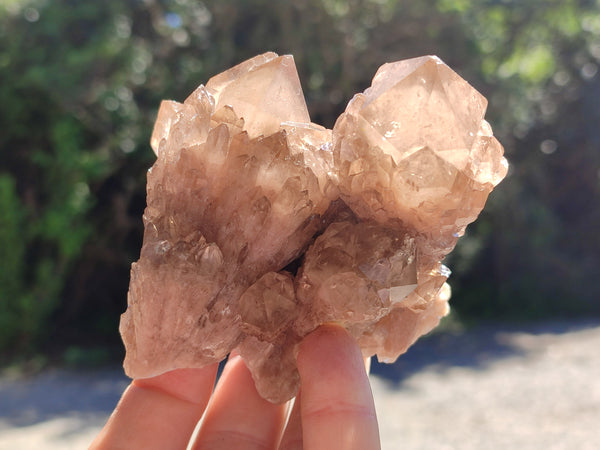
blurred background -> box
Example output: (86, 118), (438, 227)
(1, 0), (599, 370)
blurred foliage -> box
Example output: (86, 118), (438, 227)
(0, 0), (599, 360)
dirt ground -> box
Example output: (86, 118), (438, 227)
(1, 319), (599, 450)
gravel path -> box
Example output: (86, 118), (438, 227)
(1, 319), (599, 449)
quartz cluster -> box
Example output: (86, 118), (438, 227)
(120, 52), (507, 403)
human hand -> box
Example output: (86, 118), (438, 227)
(90, 324), (381, 450)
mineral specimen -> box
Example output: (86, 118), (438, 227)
(120, 52), (508, 403)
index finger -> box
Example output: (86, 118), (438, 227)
(90, 366), (218, 450)
(296, 324), (381, 450)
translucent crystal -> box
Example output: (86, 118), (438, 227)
(120, 53), (508, 403)
(206, 52), (310, 139)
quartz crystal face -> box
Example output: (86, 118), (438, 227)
(121, 52), (508, 403)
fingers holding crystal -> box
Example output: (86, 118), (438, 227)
(120, 52), (507, 404)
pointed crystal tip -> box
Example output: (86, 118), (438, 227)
(206, 52), (310, 139)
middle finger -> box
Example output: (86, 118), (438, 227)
(192, 353), (288, 450)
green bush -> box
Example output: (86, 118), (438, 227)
(1, 0), (599, 360)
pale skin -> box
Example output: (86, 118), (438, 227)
(91, 324), (381, 450)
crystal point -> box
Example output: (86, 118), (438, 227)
(206, 53), (310, 139)
(121, 53), (507, 403)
